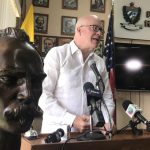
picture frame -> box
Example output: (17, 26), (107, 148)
(34, 35), (42, 55)
(62, 0), (78, 10)
(57, 37), (73, 46)
(100, 20), (105, 39)
(32, 0), (49, 8)
(41, 36), (57, 56)
(94, 40), (104, 57)
(90, 0), (105, 13)
(61, 16), (77, 36)
(34, 13), (49, 34)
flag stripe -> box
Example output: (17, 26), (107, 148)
(103, 10), (116, 124)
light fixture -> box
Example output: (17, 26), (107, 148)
(125, 59), (142, 71)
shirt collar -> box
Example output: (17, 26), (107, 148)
(70, 40), (95, 58)
(70, 40), (79, 54)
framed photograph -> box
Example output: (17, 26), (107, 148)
(62, 0), (78, 10)
(100, 20), (104, 39)
(41, 36), (57, 56)
(90, 0), (105, 13)
(32, 0), (49, 7)
(94, 40), (104, 57)
(34, 35), (42, 55)
(34, 13), (49, 34)
(61, 16), (77, 36)
(57, 37), (73, 46)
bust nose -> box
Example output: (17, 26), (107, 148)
(17, 78), (30, 100)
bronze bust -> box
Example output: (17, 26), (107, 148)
(0, 27), (46, 150)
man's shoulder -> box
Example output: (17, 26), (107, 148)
(44, 43), (71, 61)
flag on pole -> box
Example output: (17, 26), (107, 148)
(103, 10), (116, 123)
(21, 4), (34, 42)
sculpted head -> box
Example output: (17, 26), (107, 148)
(0, 27), (46, 133)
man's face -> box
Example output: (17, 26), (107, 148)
(0, 38), (46, 133)
(44, 39), (54, 51)
(79, 18), (102, 53)
(66, 20), (73, 28)
(37, 17), (44, 27)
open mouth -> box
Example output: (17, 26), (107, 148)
(92, 38), (100, 44)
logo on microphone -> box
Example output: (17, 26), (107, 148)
(126, 104), (137, 118)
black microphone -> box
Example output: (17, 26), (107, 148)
(84, 82), (105, 127)
(45, 128), (64, 143)
(83, 82), (101, 105)
(88, 60), (105, 93)
(122, 100), (150, 131)
(88, 60), (100, 81)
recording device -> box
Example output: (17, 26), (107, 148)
(83, 82), (101, 103)
(122, 100), (150, 132)
(45, 128), (64, 143)
(76, 82), (106, 141)
(87, 60), (113, 138)
(122, 100), (148, 124)
(84, 82), (105, 127)
(24, 126), (38, 140)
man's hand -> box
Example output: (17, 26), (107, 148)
(72, 115), (90, 132)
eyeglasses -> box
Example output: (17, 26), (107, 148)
(80, 25), (104, 33)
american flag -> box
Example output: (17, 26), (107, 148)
(103, 11), (116, 123)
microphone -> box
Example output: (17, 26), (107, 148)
(88, 60), (100, 81)
(122, 100), (150, 131)
(88, 60), (105, 93)
(83, 82), (101, 105)
(84, 82), (105, 127)
(45, 128), (64, 143)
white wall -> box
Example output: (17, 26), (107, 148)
(114, 0), (150, 40)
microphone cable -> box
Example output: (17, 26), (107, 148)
(60, 138), (76, 150)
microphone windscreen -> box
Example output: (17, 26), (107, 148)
(83, 82), (94, 91)
(122, 100), (133, 110)
(56, 128), (64, 137)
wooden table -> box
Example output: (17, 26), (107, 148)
(21, 130), (150, 150)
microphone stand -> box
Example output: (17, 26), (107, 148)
(96, 75), (113, 140)
(76, 106), (106, 141)
(117, 120), (143, 136)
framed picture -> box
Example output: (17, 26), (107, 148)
(90, 0), (105, 13)
(94, 40), (104, 57)
(61, 16), (77, 36)
(34, 13), (48, 34)
(41, 36), (57, 56)
(57, 37), (73, 46)
(100, 20), (104, 39)
(32, 0), (49, 7)
(62, 0), (78, 10)
(34, 35), (42, 55)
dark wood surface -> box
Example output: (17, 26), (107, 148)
(21, 130), (150, 150)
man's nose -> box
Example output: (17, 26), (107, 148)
(96, 30), (102, 36)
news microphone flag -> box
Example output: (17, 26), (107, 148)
(125, 104), (139, 118)
(21, 4), (34, 42)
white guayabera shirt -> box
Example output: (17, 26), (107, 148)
(38, 40), (115, 138)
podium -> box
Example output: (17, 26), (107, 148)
(21, 130), (150, 150)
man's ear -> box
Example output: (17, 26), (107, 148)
(76, 26), (81, 35)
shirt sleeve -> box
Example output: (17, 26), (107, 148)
(38, 47), (76, 127)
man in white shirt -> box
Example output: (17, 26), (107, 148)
(38, 15), (115, 138)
